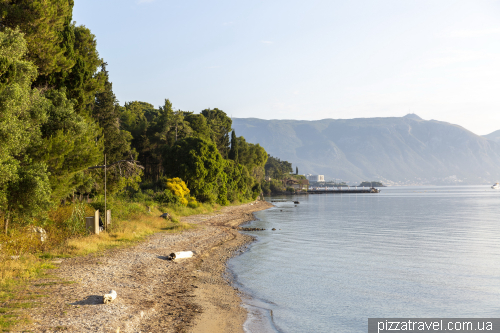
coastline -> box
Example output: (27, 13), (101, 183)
(18, 200), (273, 332)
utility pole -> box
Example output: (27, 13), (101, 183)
(104, 154), (107, 232)
(88, 158), (144, 232)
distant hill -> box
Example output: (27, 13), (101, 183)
(483, 130), (500, 143)
(232, 114), (500, 185)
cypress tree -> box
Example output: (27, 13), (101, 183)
(229, 130), (238, 162)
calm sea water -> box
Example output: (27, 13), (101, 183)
(229, 186), (500, 333)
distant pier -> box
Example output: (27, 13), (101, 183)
(307, 188), (379, 194)
(270, 187), (380, 196)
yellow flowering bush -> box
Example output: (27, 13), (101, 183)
(165, 178), (197, 206)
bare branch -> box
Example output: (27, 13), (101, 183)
(88, 160), (144, 170)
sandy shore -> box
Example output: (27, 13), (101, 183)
(17, 200), (272, 333)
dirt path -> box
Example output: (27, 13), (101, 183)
(17, 200), (273, 333)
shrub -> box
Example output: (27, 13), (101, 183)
(153, 189), (179, 205)
(165, 178), (190, 205)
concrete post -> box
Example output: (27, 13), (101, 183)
(85, 211), (100, 235)
(94, 210), (100, 235)
(85, 217), (95, 234)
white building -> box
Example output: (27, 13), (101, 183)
(306, 174), (325, 182)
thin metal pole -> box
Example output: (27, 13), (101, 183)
(105, 154), (107, 232)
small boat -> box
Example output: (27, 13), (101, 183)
(492, 183), (500, 189)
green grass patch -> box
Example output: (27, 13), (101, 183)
(7, 302), (36, 309)
(34, 281), (75, 287)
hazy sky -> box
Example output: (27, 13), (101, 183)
(73, 0), (500, 135)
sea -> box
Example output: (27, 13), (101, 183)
(228, 185), (500, 333)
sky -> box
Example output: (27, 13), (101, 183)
(73, 0), (500, 135)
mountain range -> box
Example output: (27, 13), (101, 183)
(232, 114), (500, 185)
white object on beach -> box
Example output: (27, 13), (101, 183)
(167, 251), (194, 260)
(174, 251), (194, 259)
(103, 290), (117, 304)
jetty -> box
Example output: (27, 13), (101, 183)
(269, 187), (381, 196)
(307, 187), (380, 194)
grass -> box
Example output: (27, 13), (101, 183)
(0, 197), (232, 331)
(0, 195), (259, 331)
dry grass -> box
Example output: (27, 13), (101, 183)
(63, 215), (192, 256)
(0, 196), (254, 331)
(0, 200), (204, 331)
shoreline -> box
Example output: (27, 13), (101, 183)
(17, 200), (273, 332)
(183, 200), (274, 333)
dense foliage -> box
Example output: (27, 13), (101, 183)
(0, 1), (273, 235)
(265, 155), (292, 179)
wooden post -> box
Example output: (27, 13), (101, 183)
(4, 218), (8, 235)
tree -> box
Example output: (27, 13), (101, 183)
(40, 24), (105, 114)
(90, 64), (137, 193)
(5, 161), (52, 232)
(296, 166), (298, 175)
(163, 138), (225, 203)
(264, 155), (292, 180)
(92, 64), (134, 161)
(0, 0), (75, 76)
(155, 100), (192, 147)
(201, 108), (232, 158)
(228, 130), (238, 162)
(236, 137), (267, 182)
(30, 88), (103, 200)
(184, 113), (210, 141)
(224, 159), (254, 202)
(0, 1), (106, 114)
(0, 28), (51, 233)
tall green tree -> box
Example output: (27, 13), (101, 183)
(0, 1), (106, 114)
(154, 99), (192, 146)
(163, 137), (225, 203)
(236, 137), (267, 181)
(228, 130), (238, 162)
(0, 28), (52, 233)
(30, 88), (103, 200)
(92, 63), (133, 163)
(184, 113), (211, 141)
(40, 24), (105, 114)
(0, 0), (75, 76)
(201, 108), (232, 158)
(119, 101), (158, 179)
(91, 64), (138, 193)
